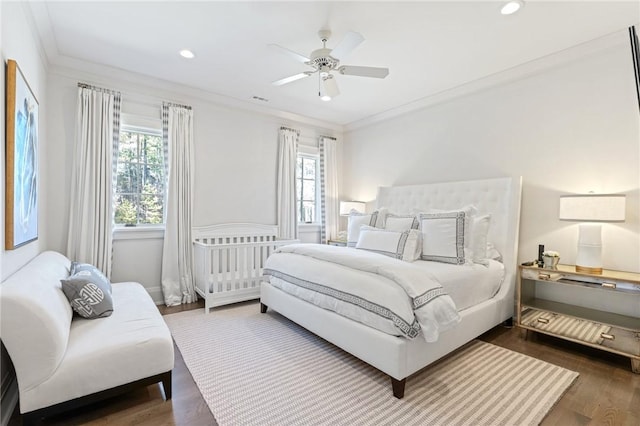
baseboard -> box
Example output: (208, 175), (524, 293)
(146, 285), (164, 305)
(1, 377), (18, 426)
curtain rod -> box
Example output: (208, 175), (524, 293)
(320, 135), (337, 141)
(163, 101), (192, 110)
(280, 126), (300, 134)
(77, 82), (120, 96)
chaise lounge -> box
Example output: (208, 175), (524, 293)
(0, 251), (174, 425)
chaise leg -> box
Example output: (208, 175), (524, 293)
(391, 377), (406, 399)
(260, 303), (268, 313)
(22, 412), (39, 426)
(161, 371), (172, 400)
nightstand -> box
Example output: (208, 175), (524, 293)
(327, 240), (347, 247)
(517, 264), (640, 373)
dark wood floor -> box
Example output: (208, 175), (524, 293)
(10, 300), (639, 425)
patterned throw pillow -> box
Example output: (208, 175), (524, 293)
(61, 269), (114, 319)
(69, 261), (112, 293)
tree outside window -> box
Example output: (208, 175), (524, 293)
(114, 129), (165, 225)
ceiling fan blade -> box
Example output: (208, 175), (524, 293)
(272, 72), (312, 86)
(268, 43), (310, 63)
(338, 65), (389, 79)
(323, 75), (340, 99)
(330, 31), (365, 60)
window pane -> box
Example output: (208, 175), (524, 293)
(114, 194), (138, 225)
(296, 178), (302, 200)
(303, 158), (315, 179)
(302, 201), (315, 223)
(116, 128), (164, 226)
(296, 157), (302, 178)
(302, 179), (315, 201)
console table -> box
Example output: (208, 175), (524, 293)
(517, 264), (639, 373)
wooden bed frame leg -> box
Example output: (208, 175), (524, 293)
(391, 377), (406, 399)
(260, 303), (268, 313)
(161, 371), (172, 400)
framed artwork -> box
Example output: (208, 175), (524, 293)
(5, 59), (39, 249)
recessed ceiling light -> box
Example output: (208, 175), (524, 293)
(320, 95), (332, 102)
(179, 49), (195, 59)
(501, 0), (524, 15)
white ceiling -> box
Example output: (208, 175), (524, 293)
(28, 1), (640, 126)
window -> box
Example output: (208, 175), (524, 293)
(296, 154), (319, 224)
(114, 127), (165, 225)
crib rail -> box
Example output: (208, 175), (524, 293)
(192, 224), (297, 313)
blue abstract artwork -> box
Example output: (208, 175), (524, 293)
(5, 60), (38, 249)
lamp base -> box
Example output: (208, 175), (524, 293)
(575, 265), (603, 275)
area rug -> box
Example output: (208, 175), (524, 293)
(164, 303), (578, 426)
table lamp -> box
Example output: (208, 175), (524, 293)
(339, 201), (365, 216)
(559, 194), (626, 274)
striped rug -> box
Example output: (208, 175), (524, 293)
(165, 303), (578, 426)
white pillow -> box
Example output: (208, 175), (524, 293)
(356, 226), (422, 262)
(347, 211), (381, 247)
(418, 206), (475, 264)
(471, 214), (491, 262)
(383, 213), (419, 232)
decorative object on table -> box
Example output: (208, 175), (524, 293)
(5, 59), (39, 250)
(542, 250), (560, 269)
(559, 194), (626, 274)
(339, 200), (366, 215)
(537, 244), (545, 267)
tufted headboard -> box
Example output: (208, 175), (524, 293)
(376, 176), (523, 280)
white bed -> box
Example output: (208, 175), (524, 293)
(260, 176), (522, 398)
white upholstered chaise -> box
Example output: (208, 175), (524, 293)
(0, 251), (174, 424)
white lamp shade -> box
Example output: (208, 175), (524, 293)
(559, 195), (625, 222)
(339, 201), (365, 216)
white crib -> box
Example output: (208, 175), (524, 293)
(193, 223), (298, 313)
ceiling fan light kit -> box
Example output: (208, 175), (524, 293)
(271, 28), (389, 101)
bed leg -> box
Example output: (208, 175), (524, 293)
(503, 317), (513, 327)
(260, 303), (268, 313)
(391, 377), (406, 399)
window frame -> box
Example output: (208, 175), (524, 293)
(114, 123), (166, 229)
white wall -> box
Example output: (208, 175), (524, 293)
(1, 3), (49, 422)
(45, 66), (341, 302)
(343, 32), (640, 273)
(1, 2), (48, 280)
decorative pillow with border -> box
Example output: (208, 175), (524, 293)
(356, 226), (422, 262)
(418, 206), (475, 264)
(70, 261), (112, 293)
(61, 270), (114, 319)
(347, 210), (381, 247)
(383, 213), (419, 232)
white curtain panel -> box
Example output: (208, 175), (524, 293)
(67, 86), (121, 277)
(277, 127), (299, 239)
(161, 103), (196, 306)
(320, 136), (339, 243)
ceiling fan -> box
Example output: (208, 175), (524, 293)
(270, 29), (389, 101)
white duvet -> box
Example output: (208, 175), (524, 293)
(263, 244), (461, 342)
